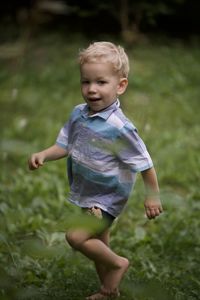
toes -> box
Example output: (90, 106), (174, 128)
(100, 286), (120, 297)
(86, 292), (106, 300)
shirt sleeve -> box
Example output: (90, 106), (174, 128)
(56, 104), (85, 150)
(56, 121), (69, 150)
(117, 122), (153, 172)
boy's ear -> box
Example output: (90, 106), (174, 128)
(117, 78), (128, 95)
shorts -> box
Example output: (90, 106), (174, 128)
(82, 206), (115, 232)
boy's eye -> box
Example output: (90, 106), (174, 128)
(81, 80), (89, 84)
(97, 80), (107, 85)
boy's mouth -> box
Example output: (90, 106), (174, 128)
(88, 97), (101, 102)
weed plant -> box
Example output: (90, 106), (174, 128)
(0, 33), (200, 300)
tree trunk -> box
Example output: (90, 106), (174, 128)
(119, 0), (143, 44)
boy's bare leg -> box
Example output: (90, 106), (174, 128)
(95, 229), (110, 285)
(66, 229), (129, 299)
(86, 230), (116, 300)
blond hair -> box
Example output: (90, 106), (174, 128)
(78, 41), (130, 78)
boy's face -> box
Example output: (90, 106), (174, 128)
(80, 62), (128, 114)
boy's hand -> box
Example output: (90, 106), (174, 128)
(28, 144), (68, 171)
(28, 153), (45, 170)
(144, 197), (163, 219)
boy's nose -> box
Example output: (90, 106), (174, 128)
(88, 83), (97, 93)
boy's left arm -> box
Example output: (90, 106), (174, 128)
(141, 167), (163, 219)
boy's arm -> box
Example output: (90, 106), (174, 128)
(28, 144), (68, 170)
(141, 167), (163, 219)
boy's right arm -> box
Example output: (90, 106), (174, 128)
(28, 144), (68, 170)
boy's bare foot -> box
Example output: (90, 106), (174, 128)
(86, 289), (120, 299)
(86, 258), (128, 299)
(85, 292), (105, 300)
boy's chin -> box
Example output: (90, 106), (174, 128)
(89, 104), (104, 114)
(88, 101), (116, 114)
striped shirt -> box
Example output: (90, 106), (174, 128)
(56, 99), (153, 217)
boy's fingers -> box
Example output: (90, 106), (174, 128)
(146, 210), (154, 219)
(28, 160), (38, 170)
(145, 207), (163, 219)
(28, 156), (43, 170)
(37, 159), (44, 166)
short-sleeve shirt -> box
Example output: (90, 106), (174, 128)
(56, 99), (153, 217)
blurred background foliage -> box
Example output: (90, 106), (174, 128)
(0, 1), (200, 300)
(0, 0), (200, 43)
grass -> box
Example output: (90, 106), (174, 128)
(0, 32), (200, 300)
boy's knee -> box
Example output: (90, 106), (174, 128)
(65, 231), (88, 250)
(65, 232), (80, 250)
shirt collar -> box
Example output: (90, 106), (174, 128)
(81, 99), (120, 120)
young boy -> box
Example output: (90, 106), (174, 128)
(28, 42), (163, 300)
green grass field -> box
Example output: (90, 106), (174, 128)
(0, 33), (200, 300)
